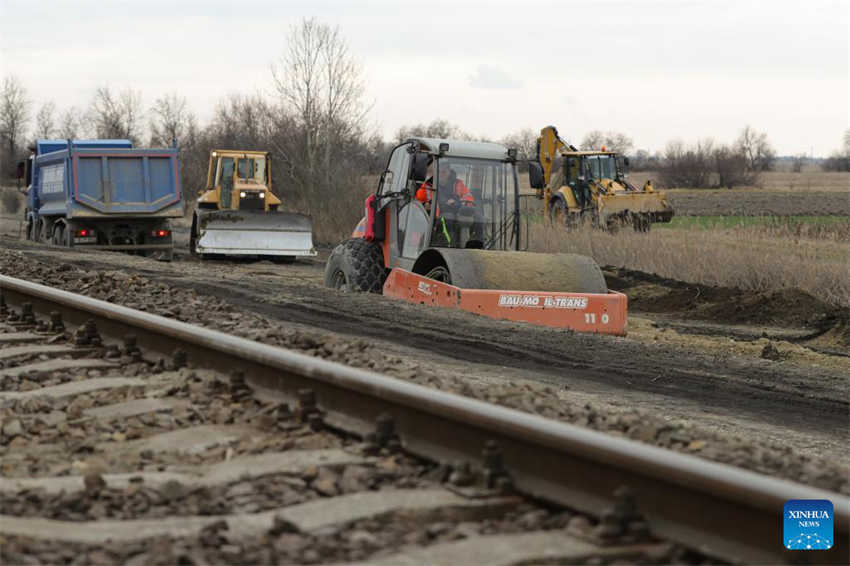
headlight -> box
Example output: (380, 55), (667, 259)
(240, 191), (247, 198)
(259, 192), (265, 198)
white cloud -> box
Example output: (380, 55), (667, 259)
(468, 65), (522, 90)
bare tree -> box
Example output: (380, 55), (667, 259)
(580, 130), (633, 154)
(580, 130), (604, 151)
(735, 125), (775, 172)
(500, 128), (537, 172)
(271, 18), (370, 211)
(713, 145), (754, 188)
(0, 76), (31, 176)
(149, 93), (195, 147)
(58, 107), (82, 139)
(35, 101), (57, 139)
(395, 119), (470, 143)
(89, 86), (144, 142)
(629, 149), (662, 171)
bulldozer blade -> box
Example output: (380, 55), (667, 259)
(383, 268), (626, 335)
(195, 210), (316, 257)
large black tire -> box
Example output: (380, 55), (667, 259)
(324, 238), (386, 293)
(548, 197), (568, 225)
(189, 214), (199, 257)
(51, 223), (64, 246)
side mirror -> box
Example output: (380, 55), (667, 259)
(16, 161), (25, 181)
(528, 162), (544, 190)
(412, 152), (429, 182)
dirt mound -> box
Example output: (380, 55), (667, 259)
(605, 267), (842, 331)
(805, 310), (850, 351)
(702, 287), (836, 328)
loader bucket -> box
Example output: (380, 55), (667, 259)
(383, 249), (625, 334)
(194, 209), (316, 257)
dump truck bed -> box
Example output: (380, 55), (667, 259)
(33, 141), (182, 219)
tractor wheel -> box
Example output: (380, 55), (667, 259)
(324, 238), (386, 293)
(548, 198), (568, 226)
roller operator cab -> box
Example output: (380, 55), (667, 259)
(20, 139), (182, 261)
(190, 149), (316, 259)
(324, 137), (628, 335)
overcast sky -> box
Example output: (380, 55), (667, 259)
(1, 0), (847, 156)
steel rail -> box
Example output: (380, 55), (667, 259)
(1, 273), (847, 564)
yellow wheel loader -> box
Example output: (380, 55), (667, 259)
(190, 149), (316, 259)
(528, 126), (673, 231)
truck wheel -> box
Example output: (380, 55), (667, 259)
(324, 238), (386, 293)
(51, 224), (64, 246)
(189, 214), (201, 258)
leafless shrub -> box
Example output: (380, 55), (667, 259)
(1, 187), (21, 214)
(658, 138), (714, 188)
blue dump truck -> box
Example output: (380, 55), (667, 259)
(21, 139), (183, 261)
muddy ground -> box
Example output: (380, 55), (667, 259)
(0, 234), (848, 493)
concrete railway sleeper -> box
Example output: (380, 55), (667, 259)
(0, 274), (847, 565)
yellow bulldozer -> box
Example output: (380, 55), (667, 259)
(190, 149), (315, 259)
(528, 125), (673, 231)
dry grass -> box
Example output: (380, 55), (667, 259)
(529, 222), (850, 308)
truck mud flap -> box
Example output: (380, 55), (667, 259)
(382, 268), (627, 335)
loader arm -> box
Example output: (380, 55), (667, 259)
(537, 125), (572, 187)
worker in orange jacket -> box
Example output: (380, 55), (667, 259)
(415, 163), (478, 247)
(415, 164), (474, 214)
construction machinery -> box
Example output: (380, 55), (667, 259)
(529, 125), (673, 231)
(323, 137), (627, 335)
(20, 139), (181, 261)
(190, 149), (316, 259)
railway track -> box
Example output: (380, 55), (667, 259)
(0, 273), (847, 565)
